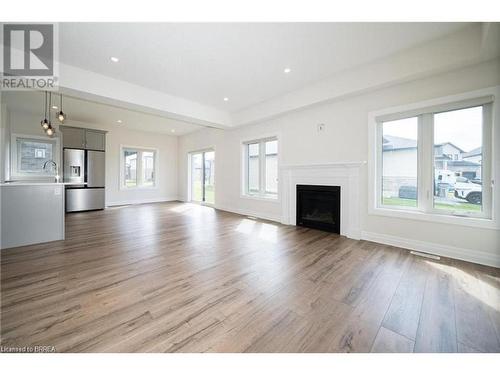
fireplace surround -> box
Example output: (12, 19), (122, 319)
(280, 162), (364, 239)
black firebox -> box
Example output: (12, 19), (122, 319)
(296, 185), (340, 233)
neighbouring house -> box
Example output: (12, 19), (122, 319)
(462, 146), (483, 164)
(382, 135), (482, 197)
(382, 135), (418, 197)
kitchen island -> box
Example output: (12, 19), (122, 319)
(0, 182), (82, 249)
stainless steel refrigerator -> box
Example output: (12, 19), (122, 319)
(64, 149), (105, 212)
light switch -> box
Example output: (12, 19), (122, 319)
(54, 188), (61, 196)
(317, 123), (325, 132)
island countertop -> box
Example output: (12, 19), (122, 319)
(0, 181), (87, 186)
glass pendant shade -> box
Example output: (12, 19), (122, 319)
(41, 119), (49, 130)
(40, 92), (64, 136)
(57, 111), (66, 122)
(57, 94), (66, 123)
(46, 124), (54, 136)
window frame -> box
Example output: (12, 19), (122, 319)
(10, 133), (60, 180)
(368, 87), (499, 230)
(242, 136), (279, 200)
(119, 145), (158, 190)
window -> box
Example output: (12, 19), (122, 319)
(121, 147), (157, 189)
(381, 117), (418, 208)
(243, 137), (278, 199)
(248, 143), (260, 193)
(142, 151), (155, 187)
(374, 95), (493, 221)
(11, 134), (59, 178)
(265, 140), (278, 194)
(124, 150), (138, 187)
(433, 106), (483, 213)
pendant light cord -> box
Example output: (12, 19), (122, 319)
(48, 92), (52, 123)
(44, 91), (47, 119)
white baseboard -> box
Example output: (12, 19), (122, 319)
(106, 197), (178, 207)
(344, 228), (361, 241)
(215, 204), (282, 223)
(361, 231), (500, 268)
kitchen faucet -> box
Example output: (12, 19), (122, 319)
(43, 160), (60, 183)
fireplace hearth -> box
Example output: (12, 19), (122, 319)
(296, 185), (340, 233)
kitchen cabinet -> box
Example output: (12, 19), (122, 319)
(60, 126), (106, 151)
(61, 126), (85, 149)
(85, 130), (106, 151)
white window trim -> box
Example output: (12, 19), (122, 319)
(119, 145), (159, 190)
(368, 86), (500, 230)
(10, 133), (60, 180)
(241, 135), (280, 201)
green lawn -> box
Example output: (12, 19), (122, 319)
(192, 183), (214, 204)
(434, 200), (481, 212)
(204, 185), (214, 204)
(382, 197), (417, 207)
(382, 196), (481, 212)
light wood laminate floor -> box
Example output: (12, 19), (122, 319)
(1, 202), (499, 353)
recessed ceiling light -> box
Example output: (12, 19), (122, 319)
(223, 97), (229, 102)
(284, 68), (291, 74)
(116, 120), (122, 123)
(110, 57), (119, 63)
(171, 129), (176, 133)
(52, 105), (58, 109)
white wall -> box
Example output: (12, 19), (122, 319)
(178, 58), (500, 266)
(0, 100), (8, 182)
(7, 112), (178, 206)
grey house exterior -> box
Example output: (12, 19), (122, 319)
(382, 135), (481, 198)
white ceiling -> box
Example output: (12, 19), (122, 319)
(59, 22), (471, 113)
(2, 91), (204, 136)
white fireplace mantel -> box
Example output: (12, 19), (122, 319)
(280, 161), (366, 240)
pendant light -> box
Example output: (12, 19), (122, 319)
(57, 93), (66, 122)
(46, 92), (55, 137)
(40, 91), (49, 130)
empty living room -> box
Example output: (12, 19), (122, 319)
(1, 1), (499, 373)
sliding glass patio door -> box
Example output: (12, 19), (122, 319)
(190, 150), (215, 205)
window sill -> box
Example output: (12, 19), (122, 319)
(240, 193), (280, 203)
(10, 174), (57, 180)
(369, 206), (499, 230)
(120, 185), (158, 191)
